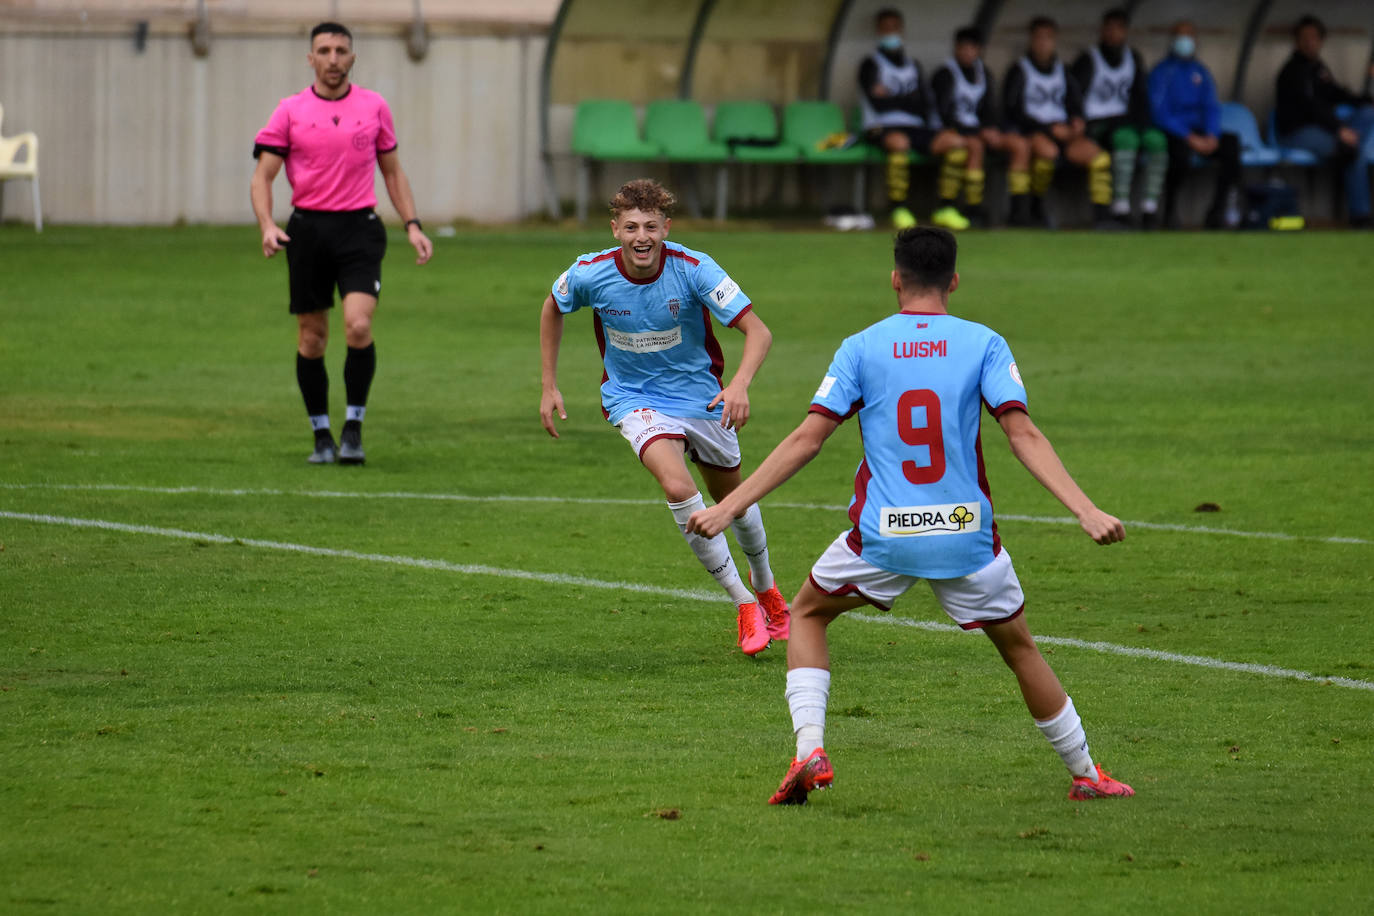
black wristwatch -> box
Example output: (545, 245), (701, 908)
(404, 218), (423, 231)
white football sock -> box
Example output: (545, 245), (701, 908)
(786, 667), (831, 759)
(729, 503), (775, 592)
(345, 405), (366, 423)
(667, 494), (753, 605)
(1035, 696), (1096, 780)
(309, 414), (331, 432)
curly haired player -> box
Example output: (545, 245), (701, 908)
(539, 179), (789, 656)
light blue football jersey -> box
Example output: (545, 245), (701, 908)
(551, 241), (752, 425)
(810, 311), (1028, 579)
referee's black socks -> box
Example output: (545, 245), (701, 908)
(296, 353), (330, 433)
(344, 342), (376, 430)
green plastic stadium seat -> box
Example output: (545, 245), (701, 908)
(713, 101), (801, 164)
(571, 99), (661, 160)
(644, 100), (729, 163)
(783, 101), (870, 165)
(571, 99), (661, 223)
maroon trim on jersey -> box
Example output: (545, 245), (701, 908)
(974, 431), (1001, 557)
(578, 250), (618, 268)
(986, 399), (1027, 419)
(957, 603), (1024, 630)
(637, 432), (688, 461)
(807, 573), (893, 611)
(377, 144), (398, 154)
(725, 303), (753, 328)
(592, 313), (611, 420)
(310, 85), (354, 102)
(898, 309), (948, 316)
(700, 305), (726, 388)
(809, 398), (864, 423)
(845, 458), (874, 555)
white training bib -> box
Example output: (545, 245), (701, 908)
(1083, 45), (1134, 121)
(861, 50), (926, 130)
(1018, 56), (1067, 125)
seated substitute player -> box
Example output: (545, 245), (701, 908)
(859, 7), (972, 231)
(251, 21), (433, 465)
(1002, 16), (1112, 226)
(1070, 8), (1167, 228)
(539, 179), (789, 657)
(688, 228), (1135, 805)
(931, 26), (1028, 227)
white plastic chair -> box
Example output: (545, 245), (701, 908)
(0, 103), (43, 232)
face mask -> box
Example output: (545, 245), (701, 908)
(1172, 35), (1195, 58)
(878, 34), (903, 52)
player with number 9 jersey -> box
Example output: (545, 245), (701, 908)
(810, 311), (1025, 579)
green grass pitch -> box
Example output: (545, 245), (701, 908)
(2, 223), (1372, 913)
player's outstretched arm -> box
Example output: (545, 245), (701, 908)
(250, 152), (290, 258)
(687, 412), (839, 537)
(539, 295), (568, 439)
(378, 150), (433, 265)
(707, 310), (772, 430)
(997, 408), (1125, 545)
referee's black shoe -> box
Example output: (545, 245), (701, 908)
(308, 431), (338, 465)
(339, 422), (366, 466)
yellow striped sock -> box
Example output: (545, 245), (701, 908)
(1089, 151), (1112, 206)
(938, 148), (968, 202)
(964, 168), (985, 206)
(887, 151), (910, 204)
(1008, 169), (1030, 195)
(1031, 158), (1055, 196)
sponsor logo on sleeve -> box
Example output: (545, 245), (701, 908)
(710, 276), (740, 309)
(814, 376), (837, 399)
(1009, 362), (1023, 387)
(878, 503), (981, 537)
(604, 326), (683, 354)
(555, 271), (570, 297)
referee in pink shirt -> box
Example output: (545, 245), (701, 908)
(251, 21), (433, 465)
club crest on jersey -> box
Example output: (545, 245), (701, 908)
(666, 298), (681, 320)
(879, 503), (981, 537)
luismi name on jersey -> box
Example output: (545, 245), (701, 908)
(879, 502), (981, 537)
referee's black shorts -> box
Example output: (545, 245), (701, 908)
(284, 208), (387, 314)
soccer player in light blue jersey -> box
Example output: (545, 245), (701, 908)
(539, 179), (788, 656)
(688, 227), (1134, 803)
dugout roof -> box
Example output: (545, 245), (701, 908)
(540, 0), (1374, 156)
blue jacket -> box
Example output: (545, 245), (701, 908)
(1148, 55), (1221, 138)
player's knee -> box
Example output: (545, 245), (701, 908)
(884, 131), (910, 152)
(1111, 126), (1140, 151)
(661, 481), (699, 505)
(297, 326), (327, 358)
(344, 316), (373, 348)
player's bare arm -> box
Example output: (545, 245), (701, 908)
(997, 408), (1125, 545)
(538, 294), (568, 438)
(688, 412), (840, 537)
(250, 151), (290, 257)
(708, 310), (772, 431)
(378, 149), (432, 265)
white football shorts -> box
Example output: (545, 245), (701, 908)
(808, 532), (1026, 629)
(616, 407), (741, 471)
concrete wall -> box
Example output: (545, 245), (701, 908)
(0, 29), (546, 225)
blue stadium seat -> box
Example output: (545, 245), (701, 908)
(1265, 110), (1321, 166)
(1220, 102), (1280, 167)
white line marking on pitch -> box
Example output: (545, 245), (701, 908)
(1, 482), (1366, 546)
(4, 509), (1371, 694)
